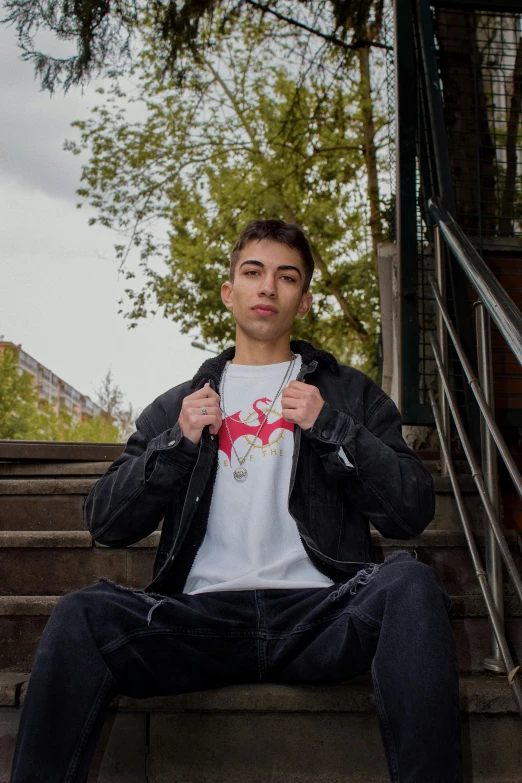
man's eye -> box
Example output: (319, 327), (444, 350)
(283, 276), (296, 282)
(245, 270), (259, 275)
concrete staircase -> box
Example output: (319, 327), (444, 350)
(0, 444), (521, 782)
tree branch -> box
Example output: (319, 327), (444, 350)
(243, 0), (391, 52)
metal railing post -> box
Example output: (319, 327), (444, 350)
(434, 228), (450, 476)
(475, 301), (505, 672)
(428, 389), (522, 715)
(428, 329), (522, 606)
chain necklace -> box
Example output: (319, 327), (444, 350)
(219, 353), (297, 482)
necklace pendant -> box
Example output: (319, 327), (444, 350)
(238, 457), (245, 465)
(233, 466), (248, 482)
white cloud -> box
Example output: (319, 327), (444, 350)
(0, 25), (219, 420)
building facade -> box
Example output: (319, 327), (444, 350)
(0, 338), (104, 422)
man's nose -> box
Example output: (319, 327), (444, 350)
(258, 274), (277, 296)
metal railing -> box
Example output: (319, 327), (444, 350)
(401, 0), (522, 714)
(426, 200), (522, 714)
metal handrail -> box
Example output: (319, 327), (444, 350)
(427, 223), (522, 688)
(428, 204), (522, 672)
(410, 0), (522, 702)
(429, 391), (522, 715)
(429, 198), (522, 366)
(428, 275), (522, 508)
(429, 328), (522, 607)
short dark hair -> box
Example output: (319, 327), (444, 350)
(229, 219), (314, 292)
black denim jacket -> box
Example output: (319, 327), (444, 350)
(84, 339), (435, 594)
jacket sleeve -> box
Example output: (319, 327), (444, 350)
(83, 416), (199, 547)
(302, 394), (435, 539)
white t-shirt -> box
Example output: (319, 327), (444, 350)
(183, 353), (335, 595)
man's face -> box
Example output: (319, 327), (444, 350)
(221, 239), (312, 341)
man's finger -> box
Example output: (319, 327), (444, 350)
(192, 384), (220, 401)
(188, 396), (218, 409)
(281, 395), (300, 408)
(282, 385), (307, 398)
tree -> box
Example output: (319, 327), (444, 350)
(2, 1), (389, 92)
(0, 345), (48, 439)
(66, 21), (384, 374)
(0, 346), (127, 441)
(93, 367), (138, 440)
(5, 0), (392, 377)
(67, 411), (122, 441)
(3, 0), (389, 273)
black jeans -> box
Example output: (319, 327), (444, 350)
(9, 551), (462, 783)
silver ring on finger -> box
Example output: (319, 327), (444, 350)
(201, 406), (207, 416)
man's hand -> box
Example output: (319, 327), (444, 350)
(281, 380), (324, 430)
(179, 382), (222, 445)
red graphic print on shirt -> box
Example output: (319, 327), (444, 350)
(218, 396), (294, 461)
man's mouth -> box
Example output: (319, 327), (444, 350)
(252, 305), (278, 316)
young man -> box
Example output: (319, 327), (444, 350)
(10, 220), (462, 782)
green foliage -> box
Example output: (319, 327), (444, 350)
(68, 414), (122, 442)
(2, 0), (385, 93)
(0, 346), (121, 442)
(67, 17), (383, 376)
(93, 367), (139, 440)
(0, 345), (46, 439)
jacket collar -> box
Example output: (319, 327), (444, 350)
(190, 339), (339, 390)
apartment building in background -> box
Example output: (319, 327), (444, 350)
(0, 337), (105, 421)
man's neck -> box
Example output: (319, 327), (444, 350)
(231, 332), (293, 366)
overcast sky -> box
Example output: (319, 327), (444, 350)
(0, 24), (216, 422)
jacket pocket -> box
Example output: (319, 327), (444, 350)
(309, 448), (344, 505)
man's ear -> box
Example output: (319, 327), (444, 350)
(221, 281), (233, 310)
(296, 291), (313, 320)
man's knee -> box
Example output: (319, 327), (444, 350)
(47, 583), (106, 632)
(384, 555), (451, 610)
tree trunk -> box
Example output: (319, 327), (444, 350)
(357, 43), (384, 276)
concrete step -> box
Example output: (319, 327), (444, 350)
(0, 473), (487, 531)
(0, 456), (469, 478)
(0, 593), (520, 675)
(0, 478), (93, 532)
(0, 531), (156, 596)
(426, 478), (486, 531)
(0, 441), (122, 462)
(0, 529), (519, 597)
(0, 479), (96, 493)
(419, 457), (471, 474)
(0, 672), (520, 782)
(0, 462), (111, 477)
